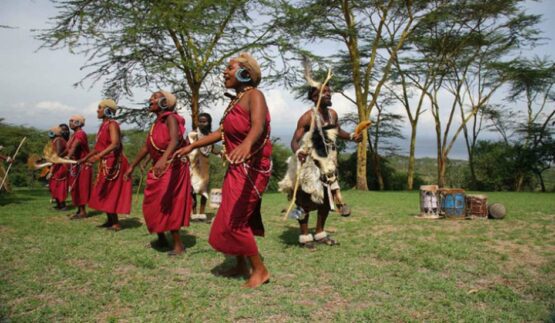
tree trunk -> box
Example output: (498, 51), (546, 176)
(461, 120), (477, 187)
(190, 86), (200, 130)
(372, 152), (384, 190)
(536, 171), (546, 192)
(438, 152), (447, 188)
(515, 174), (524, 192)
(356, 132), (369, 190)
(407, 123), (417, 190)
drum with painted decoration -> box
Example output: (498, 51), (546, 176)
(466, 194), (488, 218)
(419, 185), (439, 217)
(209, 188), (222, 208)
(439, 188), (466, 219)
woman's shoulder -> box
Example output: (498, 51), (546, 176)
(244, 88), (267, 107)
(107, 119), (121, 129)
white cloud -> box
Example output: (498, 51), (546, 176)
(35, 101), (75, 112)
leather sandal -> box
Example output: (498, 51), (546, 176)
(299, 241), (316, 249)
(338, 204), (351, 217)
(315, 235), (339, 246)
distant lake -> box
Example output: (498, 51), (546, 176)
(271, 130), (479, 161)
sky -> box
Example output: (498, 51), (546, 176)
(1, 0), (554, 159)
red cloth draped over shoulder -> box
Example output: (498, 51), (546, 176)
(208, 103), (272, 257)
(142, 111), (192, 233)
(67, 129), (92, 206)
(49, 138), (68, 201)
(88, 120), (132, 214)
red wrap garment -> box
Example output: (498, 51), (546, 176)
(67, 129), (92, 206)
(88, 120), (132, 214)
(142, 111), (192, 233)
(208, 103), (272, 256)
(49, 138), (68, 202)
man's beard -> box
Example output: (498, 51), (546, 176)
(199, 125), (210, 135)
(319, 100), (332, 111)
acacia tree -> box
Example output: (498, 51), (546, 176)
(276, 0), (438, 190)
(399, 0), (540, 187)
(37, 0), (280, 128)
(504, 57), (555, 191)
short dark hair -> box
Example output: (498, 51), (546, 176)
(59, 123), (70, 140)
(307, 84), (331, 101)
(198, 113), (212, 132)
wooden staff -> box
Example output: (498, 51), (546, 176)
(132, 157), (150, 215)
(0, 137), (27, 191)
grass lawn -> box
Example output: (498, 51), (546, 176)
(1, 189), (554, 322)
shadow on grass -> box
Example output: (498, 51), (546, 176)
(278, 226), (300, 247)
(209, 256), (249, 280)
(181, 233), (197, 249)
(86, 210), (103, 217)
(0, 190), (43, 206)
(146, 232), (197, 253)
(119, 218), (142, 230)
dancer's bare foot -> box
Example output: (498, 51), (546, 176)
(243, 268), (270, 288)
(70, 213), (87, 220)
(167, 241), (185, 256)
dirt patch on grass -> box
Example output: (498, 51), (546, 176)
(94, 301), (132, 322)
(304, 285), (352, 321)
(0, 225), (14, 235)
(67, 258), (100, 272)
(490, 240), (550, 270)
(371, 224), (402, 236)
(235, 315), (291, 323)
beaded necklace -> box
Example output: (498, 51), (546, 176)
(147, 112), (182, 179)
(219, 86), (269, 164)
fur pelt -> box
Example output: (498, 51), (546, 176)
(188, 131), (210, 198)
(278, 127), (338, 205)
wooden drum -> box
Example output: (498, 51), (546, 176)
(466, 194), (488, 218)
(419, 185), (439, 217)
(209, 188), (222, 209)
(439, 188), (466, 219)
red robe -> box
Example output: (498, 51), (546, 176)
(208, 103), (272, 256)
(49, 138), (68, 202)
(67, 129), (92, 206)
(88, 120), (132, 214)
(142, 112), (192, 233)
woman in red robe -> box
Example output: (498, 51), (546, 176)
(124, 91), (192, 256)
(175, 53), (272, 288)
(67, 115), (92, 219)
(81, 99), (132, 231)
(48, 126), (69, 210)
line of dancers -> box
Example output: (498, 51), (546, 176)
(42, 52), (362, 288)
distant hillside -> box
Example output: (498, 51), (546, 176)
(387, 155), (555, 191)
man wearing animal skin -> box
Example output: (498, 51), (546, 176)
(289, 85), (362, 248)
(188, 113), (219, 221)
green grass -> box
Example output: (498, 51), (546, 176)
(1, 189), (554, 322)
